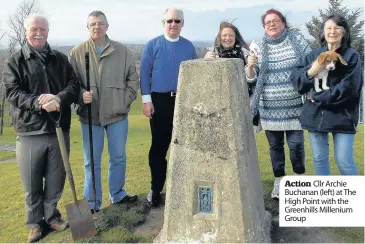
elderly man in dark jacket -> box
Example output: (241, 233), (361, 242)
(2, 14), (80, 243)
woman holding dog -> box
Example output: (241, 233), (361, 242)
(246, 9), (312, 199)
(205, 21), (262, 133)
(291, 14), (362, 175)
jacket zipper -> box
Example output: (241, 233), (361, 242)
(318, 111), (324, 131)
(43, 65), (50, 93)
(43, 65), (54, 132)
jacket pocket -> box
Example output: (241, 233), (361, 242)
(344, 109), (357, 130)
(104, 82), (128, 118)
(320, 109), (356, 132)
(299, 100), (318, 129)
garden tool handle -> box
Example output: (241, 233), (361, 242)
(85, 52), (97, 210)
(56, 126), (78, 204)
(49, 108), (78, 204)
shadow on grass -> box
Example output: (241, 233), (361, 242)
(78, 199), (151, 243)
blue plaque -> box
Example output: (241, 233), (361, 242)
(198, 187), (213, 213)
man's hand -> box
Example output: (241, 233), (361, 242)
(143, 102), (154, 119)
(83, 91), (93, 104)
(38, 94), (59, 105)
(41, 100), (60, 112)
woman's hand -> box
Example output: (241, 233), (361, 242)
(247, 54), (258, 67)
(307, 60), (323, 77)
(204, 51), (216, 59)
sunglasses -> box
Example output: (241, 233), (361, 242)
(165, 19), (182, 24)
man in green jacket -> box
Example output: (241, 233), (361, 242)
(69, 11), (139, 213)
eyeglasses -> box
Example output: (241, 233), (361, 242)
(88, 22), (106, 27)
(264, 19), (282, 26)
(165, 19), (182, 24)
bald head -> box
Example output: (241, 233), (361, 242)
(163, 8), (185, 39)
(24, 14), (49, 30)
(164, 8), (184, 20)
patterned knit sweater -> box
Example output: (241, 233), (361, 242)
(253, 28), (311, 131)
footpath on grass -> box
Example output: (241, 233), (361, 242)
(0, 143), (16, 164)
(0, 143), (15, 152)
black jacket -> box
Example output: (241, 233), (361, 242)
(2, 43), (80, 135)
(290, 44), (363, 133)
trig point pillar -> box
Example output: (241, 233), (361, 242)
(155, 59), (271, 243)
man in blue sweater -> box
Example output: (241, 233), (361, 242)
(140, 8), (197, 207)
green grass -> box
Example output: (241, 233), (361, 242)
(0, 93), (363, 243)
(0, 151), (15, 161)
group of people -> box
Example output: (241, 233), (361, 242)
(205, 9), (362, 199)
(2, 5), (362, 243)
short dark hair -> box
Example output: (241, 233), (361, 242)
(87, 10), (108, 27)
(261, 9), (288, 28)
(214, 21), (249, 50)
(320, 14), (351, 47)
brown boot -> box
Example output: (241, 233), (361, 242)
(27, 226), (42, 243)
(49, 219), (69, 231)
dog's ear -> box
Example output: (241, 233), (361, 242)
(317, 52), (327, 65)
(337, 54), (348, 66)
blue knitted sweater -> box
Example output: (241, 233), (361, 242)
(252, 28), (311, 131)
(140, 35), (197, 95)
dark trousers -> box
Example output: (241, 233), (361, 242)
(149, 92), (176, 193)
(265, 130), (305, 177)
(16, 132), (70, 228)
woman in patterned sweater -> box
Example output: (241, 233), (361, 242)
(246, 9), (312, 199)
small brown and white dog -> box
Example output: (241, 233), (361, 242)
(313, 51), (348, 92)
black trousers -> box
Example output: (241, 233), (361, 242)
(265, 130), (305, 177)
(149, 92), (176, 193)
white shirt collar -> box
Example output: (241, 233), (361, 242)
(164, 34), (179, 42)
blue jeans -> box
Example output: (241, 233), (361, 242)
(308, 132), (358, 175)
(81, 118), (128, 210)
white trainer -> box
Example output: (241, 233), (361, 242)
(147, 190), (153, 204)
(271, 177), (282, 199)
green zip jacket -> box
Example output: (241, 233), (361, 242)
(69, 36), (139, 126)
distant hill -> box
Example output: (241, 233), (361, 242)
(0, 41), (211, 60)
(191, 41), (211, 47)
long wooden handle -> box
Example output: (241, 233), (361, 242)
(56, 127), (78, 203)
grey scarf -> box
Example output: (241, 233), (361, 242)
(29, 42), (51, 65)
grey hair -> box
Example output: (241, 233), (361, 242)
(23, 14), (49, 29)
(87, 10), (109, 27)
(163, 8), (184, 20)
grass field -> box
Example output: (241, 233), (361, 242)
(0, 93), (364, 243)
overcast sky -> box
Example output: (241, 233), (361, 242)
(0, 0), (363, 46)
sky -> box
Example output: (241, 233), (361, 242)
(0, 0), (363, 47)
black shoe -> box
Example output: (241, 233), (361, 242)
(115, 194), (138, 204)
(91, 209), (100, 214)
(151, 191), (161, 207)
